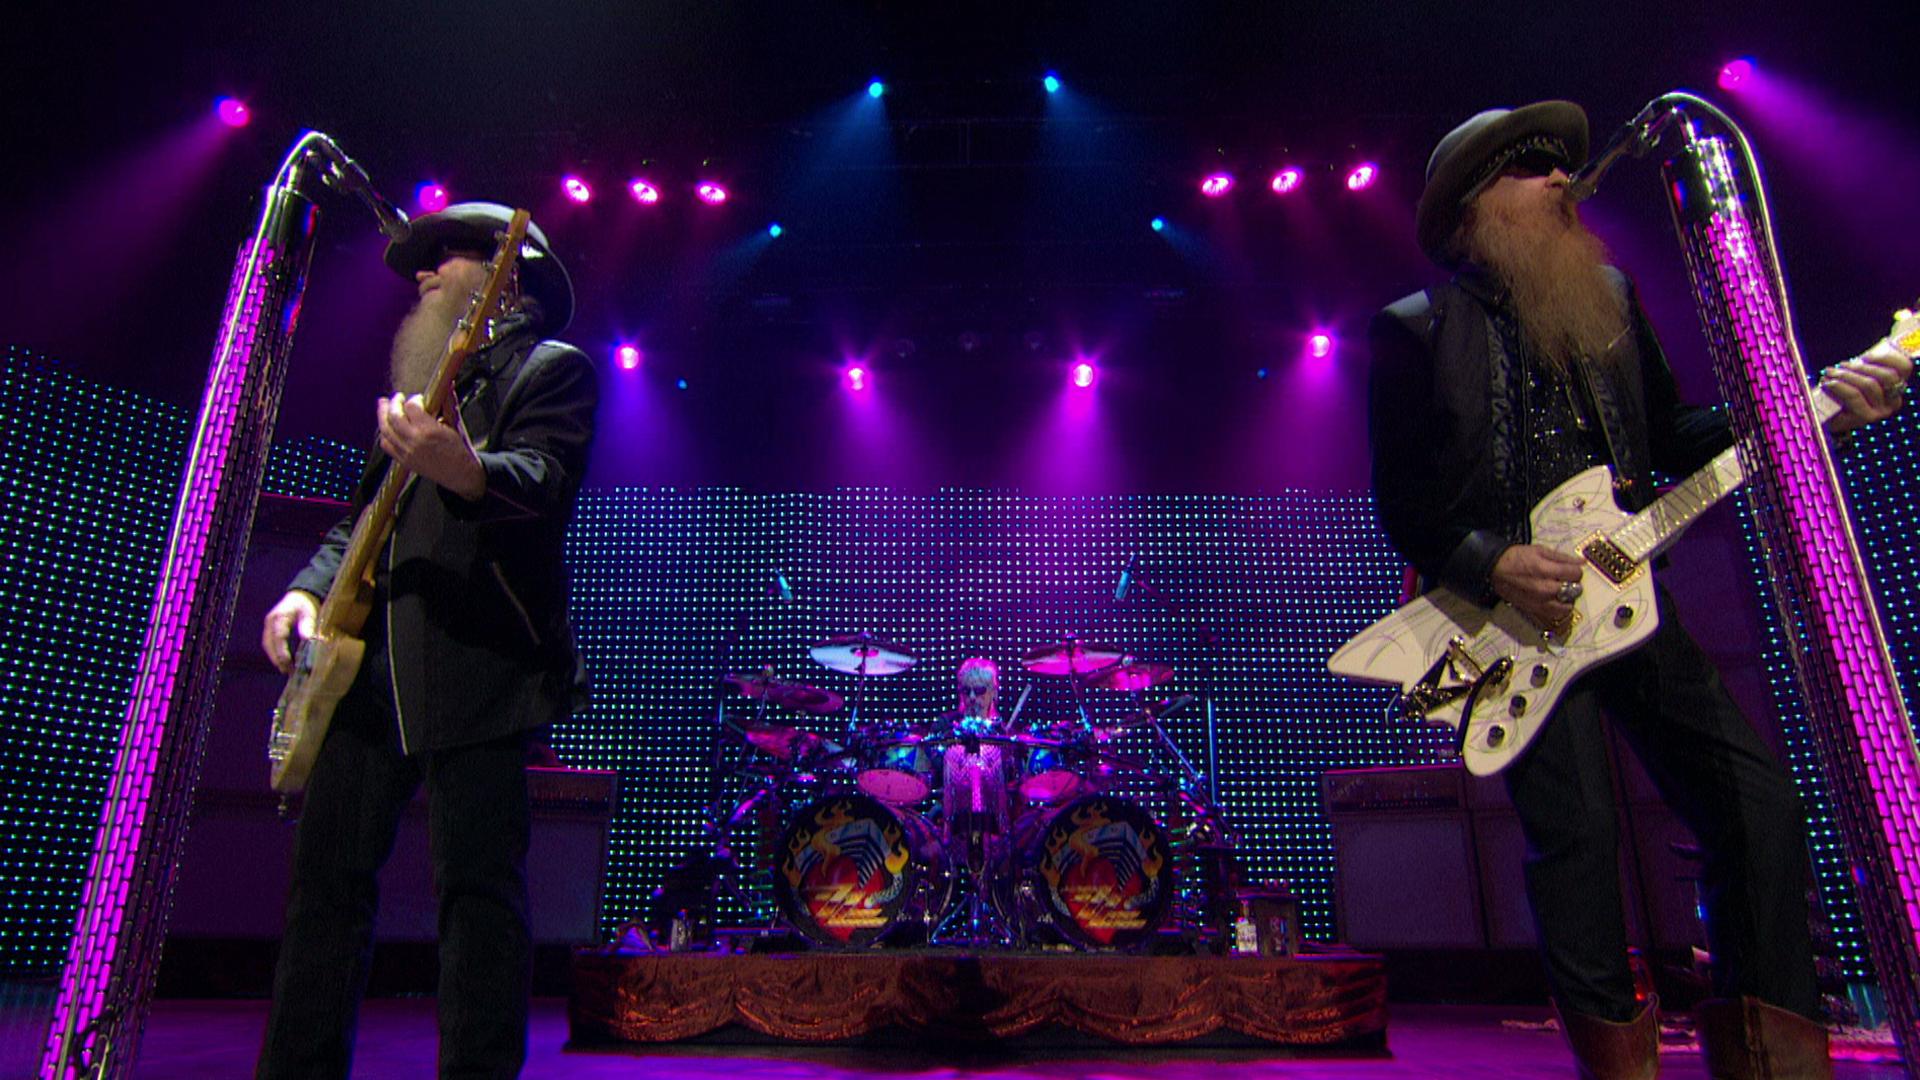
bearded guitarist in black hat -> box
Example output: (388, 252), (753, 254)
(1368, 102), (1910, 1078)
(256, 203), (598, 1078)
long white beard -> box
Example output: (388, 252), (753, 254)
(388, 292), (461, 395)
(1467, 193), (1629, 371)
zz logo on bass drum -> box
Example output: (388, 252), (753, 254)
(1024, 794), (1172, 950)
(772, 792), (951, 948)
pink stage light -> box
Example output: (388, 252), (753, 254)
(1718, 58), (1755, 90)
(628, 179), (661, 204)
(615, 344), (642, 371)
(562, 176), (593, 203)
(1199, 173), (1235, 198)
(1345, 164), (1378, 191)
(1308, 331), (1335, 358)
(1070, 362), (1097, 389)
(414, 182), (449, 213)
(215, 97), (250, 128)
(843, 365), (869, 392)
(695, 181), (730, 206)
(1269, 168), (1303, 195)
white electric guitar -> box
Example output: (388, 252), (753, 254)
(1329, 307), (1920, 776)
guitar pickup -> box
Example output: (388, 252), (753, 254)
(1580, 535), (1640, 585)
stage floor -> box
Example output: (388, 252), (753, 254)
(127, 998), (1907, 1078)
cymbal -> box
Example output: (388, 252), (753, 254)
(1087, 659), (1173, 692)
(809, 632), (916, 676)
(738, 721), (827, 761)
(724, 671), (785, 699)
(767, 682), (843, 714)
(1020, 638), (1127, 676)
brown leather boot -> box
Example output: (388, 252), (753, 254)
(1694, 997), (1833, 1079)
(1556, 996), (1660, 1080)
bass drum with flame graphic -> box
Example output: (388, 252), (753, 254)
(1021, 794), (1172, 950)
(772, 792), (952, 948)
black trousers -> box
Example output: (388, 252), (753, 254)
(257, 644), (533, 1079)
(1503, 585), (1820, 1023)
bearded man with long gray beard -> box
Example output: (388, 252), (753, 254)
(1368, 102), (1910, 1079)
(256, 203), (598, 1079)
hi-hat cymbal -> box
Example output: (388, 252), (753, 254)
(767, 682), (844, 715)
(724, 670), (786, 699)
(809, 632), (916, 676)
(1020, 638), (1128, 676)
(1087, 659), (1174, 692)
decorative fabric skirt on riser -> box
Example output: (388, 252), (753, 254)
(568, 950), (1388, 1049)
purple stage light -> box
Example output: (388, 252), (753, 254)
(844, 365), (868, 392)
(1308, 331), (1335, 358)
(1345, 164), (1378, 191)
(1718, 58), (1755, 90)
(695, 182), (729, 206)
(1071, 362), (1097, 389)
(562, 176), (593, 204)
(1199, 173), (1235, 198)
(414, 182), (449, 214)
(628, 179), (661, 204)
(615, 344), (642, 371)
(1270, 168), (1303, 195)
(214, 97), (250, 128)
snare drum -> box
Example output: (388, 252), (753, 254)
(772, 792), (952, 947)
(856, 731), (934, 805)
(1021, 793), (1173, 950)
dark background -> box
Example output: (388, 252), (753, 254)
(3, 2), (1916, 493)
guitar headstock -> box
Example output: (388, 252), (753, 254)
(451, 209), (533, 353)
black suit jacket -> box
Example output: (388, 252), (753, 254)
(290, 328), (600, 753)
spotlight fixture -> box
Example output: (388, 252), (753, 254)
(1269, 168), (1303, 195)
(1043, 73), (1061, 94)
(1308, 331), (1336, 359)
(1718, 58), (1755, 90)
(867, 80), (886, 99)
(1199, 173), (1235, 198)
(414, 182), (450, 213)
(1150, 217), (1166, 233)
(628, 179), (661, 204)
(1345, 164), (1378, 191)
(843, 365), (869, 392)
(615, 344), (642, 371)
(562, 175), (593, 204)
(695, 181), (729, 206)
(767, 223), (783, 238)
(1070, 362), (1098, 389)
(214, 97), (250, 128)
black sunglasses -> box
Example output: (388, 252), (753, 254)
(1499, 146), (1570, 180)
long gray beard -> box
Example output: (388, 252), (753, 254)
(1468, 197), (1629, 372)
(388, 296), (459, 395)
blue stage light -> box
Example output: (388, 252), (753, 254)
(767, 223), (783, 238)
(1150, 217), (1166, 233)
(1043, 73), (1061, 94)
(867, 80), (886, 99)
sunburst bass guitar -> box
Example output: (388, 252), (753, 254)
(1328, 306), (1920, 776)
(265, 209), (532, 793)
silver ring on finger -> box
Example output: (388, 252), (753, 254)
(1556, 580), (1583, 604)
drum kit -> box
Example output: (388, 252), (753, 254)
(716, 631), (1239, 952)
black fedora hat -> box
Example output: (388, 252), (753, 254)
(1414, 101), (1588, 267)
(384, 202), (574, 335)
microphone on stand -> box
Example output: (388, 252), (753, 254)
(305, 135), (411, 242)
(1114, 553), (1139, 601)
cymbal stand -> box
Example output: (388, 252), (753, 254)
(1063, 631), (1097, 735)
(1117, 567), (1222, 807)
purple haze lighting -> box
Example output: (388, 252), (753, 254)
(1345, 164), (1378, 191)
(1718, 58), (1755, 91)
(1308, 331), (1335, 358)
(214, 97), (250, 128)
(628, 179), (661, 204)
(843, 365), (868, 392)
(1269, 168), (1303, 195)
(1199, 173), (1235, 198)
(695, 182), (730, 206)
(414, 183), (449, 213)
(1070, 362), (1097, 389)
(615, 344), (642, 371)
(562, 176), (593, 204)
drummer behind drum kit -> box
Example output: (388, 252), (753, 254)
(717, 631), (1238, 952)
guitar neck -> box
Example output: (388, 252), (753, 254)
(1608, 388), (1844, 565)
